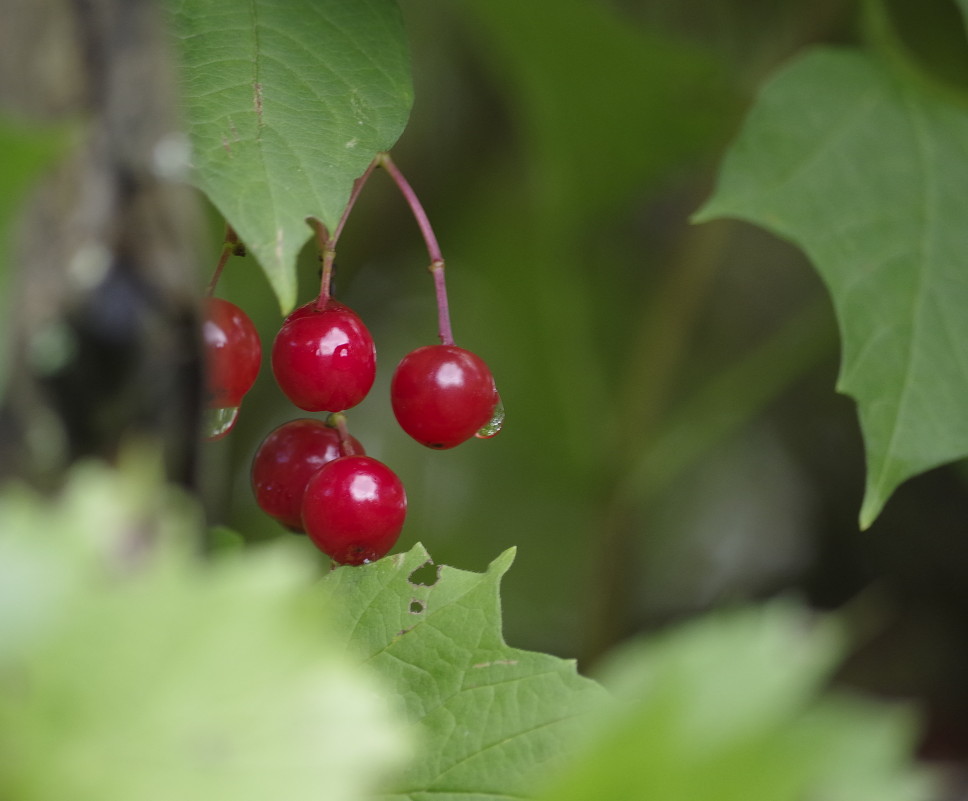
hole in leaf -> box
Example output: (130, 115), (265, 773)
(408, 560), (439, 587)
(409, 599), (425, 615)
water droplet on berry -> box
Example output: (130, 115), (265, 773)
(475, 397), (505, 439)
(203, 406), (240, 441)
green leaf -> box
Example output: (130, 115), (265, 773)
(0, 455), (411, 801)
(167, 0), (413, 311)
(321, 544), (608, 801)
(534, 602), (931, 801)
(694, 48), (968, 528)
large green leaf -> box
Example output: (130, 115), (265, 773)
(167, 0), (413, 311)
(321, 544), (607, 801)
(694, 48), (968, 528)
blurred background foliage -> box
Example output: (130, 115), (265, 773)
(198, 0), (968, 750)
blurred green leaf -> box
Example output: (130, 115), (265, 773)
(0, 117), (69, 401)
(535, 602), (932, 801)
(166, 0), (413, 311)
(321, 544), (608, 801)
(460, 0), (736, 223)
(0, 456), (411, 801)
(695, 47), (968, 528)
(208, 523), (247, 552)
(625, 298), (837, 506)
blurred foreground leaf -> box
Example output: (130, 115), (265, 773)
(695, 48), (968, 528)
(0, 456), (410, 801)
(167, 0), (413, 311)
(535, 602), (932, 801)
(322, 544), (608, 801)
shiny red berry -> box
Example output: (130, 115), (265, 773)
(271, 299), (376, 412)
(203, 297), (261, 439)
(390, 344), (499, 449)
(251, 418), (364, 532)
(302, 455), (407, 565)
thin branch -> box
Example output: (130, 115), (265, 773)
(204, 224), (239, 296)
(378, 152), (454, 345)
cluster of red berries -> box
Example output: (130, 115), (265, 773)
(201, 156), (501, 566)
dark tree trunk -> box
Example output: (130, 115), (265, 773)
(0, 0), (203, 488)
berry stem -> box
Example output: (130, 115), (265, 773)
(429, 261), (454, 346)
(334, 160), (378, 243)
(309, 161), (379, 310)
(377, 152), (455, 346)
(326, 412), (360, 457)
(204, 224), (240, 297)
(377, 154), (443, 263)
(310, 219), (336, 308)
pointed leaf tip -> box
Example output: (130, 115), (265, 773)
(488, 546), (518, 577)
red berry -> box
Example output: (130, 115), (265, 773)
(203, 297), (261, 439)
(251, 418), (364, 532)
(204, 297), (261, 407)
(271, 299), (376, 412)
(390, 345), (499, 449)
(302, 455), (406, 565)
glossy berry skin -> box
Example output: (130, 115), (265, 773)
(391, 345), (498, 449)
(203, 297), (262, 409)
(251, 418), (364, 532)
(302, 455), (407, 565)
(271, 299), (376, 412)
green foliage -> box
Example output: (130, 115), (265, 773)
(166, 0), (413, 311)
(0, 456), (411, 801)
(537, 603), (931, 801)
(0, 458), (934, 800)
(0, 460), (934, 800)
(695, 43), (968, 528)
(209, 0), (967, 667)
(3, 2), (956, 798)
(321, 544), (607, 801)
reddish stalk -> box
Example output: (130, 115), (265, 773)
(377, 152), (454, 346)
(326, 412), (359, 457)
(204, 224), (240, 297)
(310, 160), (380, 309)
(310, 219), (336, 309)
